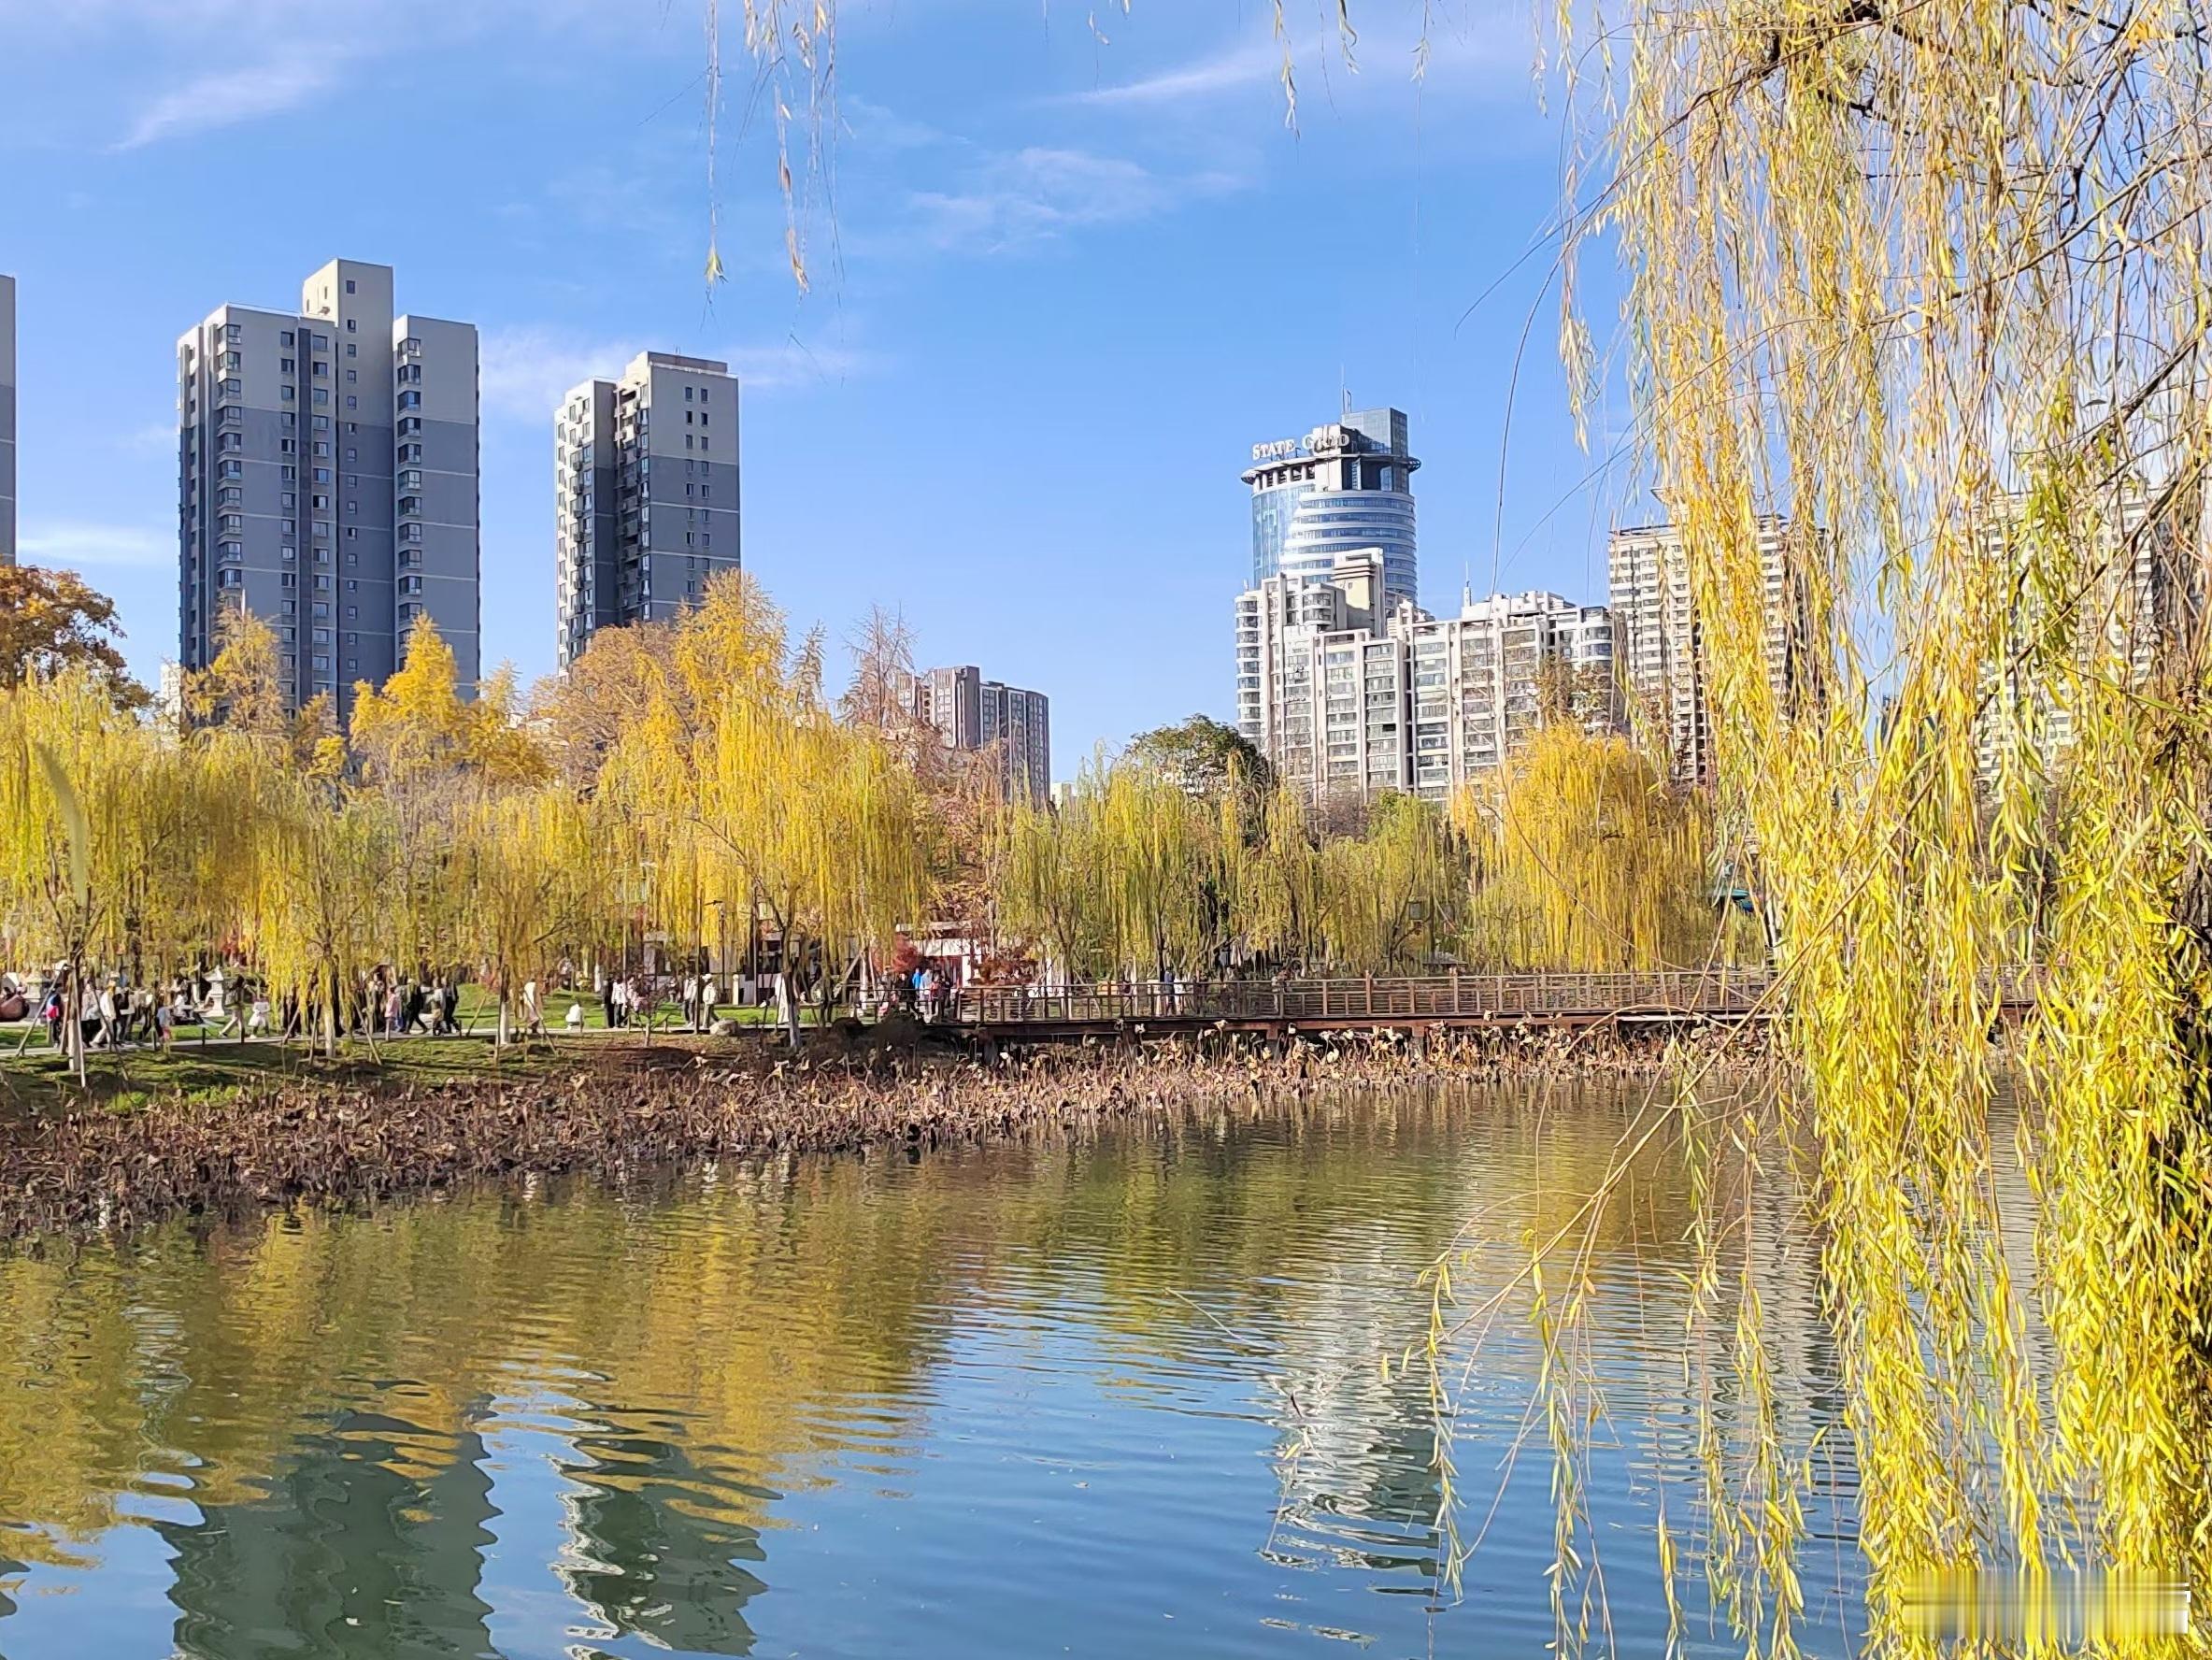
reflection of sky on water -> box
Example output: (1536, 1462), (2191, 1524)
(0, 1084), (1881, 1658)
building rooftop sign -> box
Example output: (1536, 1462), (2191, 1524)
(1249, 423), (1356, 465)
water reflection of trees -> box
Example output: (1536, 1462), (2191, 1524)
(0, 1082), (1832, 1655)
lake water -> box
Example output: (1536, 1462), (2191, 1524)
(0, 1081), (1865, 1658)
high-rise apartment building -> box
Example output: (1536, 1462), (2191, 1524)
(1244, 408), (1420, 610)
(1974, 483), (2182, 781)
(554, 351), (741, 666)
(177, 259), (479, 717)
(904, 665), (1052, 806)
(1, 273), (16, 565)
(1238, 553), (1618, 805)
(1402, 590), (1619, 799)
(1607, 519), (1811, 785)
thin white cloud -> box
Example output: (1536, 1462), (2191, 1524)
(900, 146), (1243, 256)
(118, 52), (335, 149)
(480, 326), (883, 423)
(479, 328), (642, 424)
(1066, 41), (1280, 107)
(723, 340), (883, 392)
(20, 522), (171, 569)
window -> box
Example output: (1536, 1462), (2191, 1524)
(346, 343), (356, 358)
(400, 575), (423, 595)
(313, 574), (332, 592)
(312, 416), (328, 431)
(313, 335), (329, 351)
(281, 547), (296, 564)
(282, 599), (296, 615)
(346, 630), (358, 643)
(345, 448), (358, 463)
(684, 386), (693, 402)
(280, 386), (295, 402)
(397, 390), (421, 410)
(223, 323), (241, 342)
(312, 628), (332, 645)
(313, 467), (331, 483)
(280, 357), (295, 374)
(281, 413), (297, 430)
(700, 436), (708, 452)
(344, 278), (356, 294)
(312, 389), (328, 406)
(399, 602), (423, 622)
(313, 360), (328, 378)
(280, 464), (296, 480)
(346, 318), (356, 332)
(280, 330), (294, 348)
(280, 573), (298, 589)
(700, 412), (708, 427)
(345, 369), (356, 384)
(222, 351), (241, 370)
(218, 568), (243, 590)
(280, 493), (296, 509)
(312, 655), (331, 673)
(700, 388), (708, 405)
(347, 608), (358, 620)
(345, 396), (357, 410)
(312, 600), (329, 619)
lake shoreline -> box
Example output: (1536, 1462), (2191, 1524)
(0, 1028), (1762, 1240)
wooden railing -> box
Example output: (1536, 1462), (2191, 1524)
(942, 966), (2045, 1027)
(944, 969), (1782, 1028)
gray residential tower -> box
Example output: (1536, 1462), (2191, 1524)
(554, 351), (742, 666)
(177, 259), (480, 717)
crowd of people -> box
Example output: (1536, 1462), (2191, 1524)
(1, 956), (979, 1052)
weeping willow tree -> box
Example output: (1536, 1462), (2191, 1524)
(1449, 1), (2212, 1651)
(1453, 723), (1731, 971)
(0, 672), (207, 1081)
(598, 574), (932, 1046)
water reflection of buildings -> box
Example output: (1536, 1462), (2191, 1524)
(552, 1413), (769, 1655)
(156, 1410), (498, 1660)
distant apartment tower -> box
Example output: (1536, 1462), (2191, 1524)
(1607, 519), (1812, 785)
(1236, 551), (1397, 797)
(0, 273), (15, 565)
(906, 665), (1052, 806)
(177, 260), (479, 717)
(1974, 483), (2183, 781)
(1238, 553), (1616, 804)
(555, 351), (741, 666)
(1244, 408), (1420, 610)
(1402, 590), (1620, 798)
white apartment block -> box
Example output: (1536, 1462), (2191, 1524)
(1238, 553), (1620, 805)
(1404, 591), (1619, 799)
(904, 665), (1052, 806)
(1607, 519), (1806, 785)
(1, 273), (16, 565)
(555, 351), (740, 667)
(1974, 483), (2179, 781)
(178, 259), (480, 718)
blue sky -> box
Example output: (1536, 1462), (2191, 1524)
(1, 0), (1638, 771)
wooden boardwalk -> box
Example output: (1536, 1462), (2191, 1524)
(939, 969), (2039, 1042)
